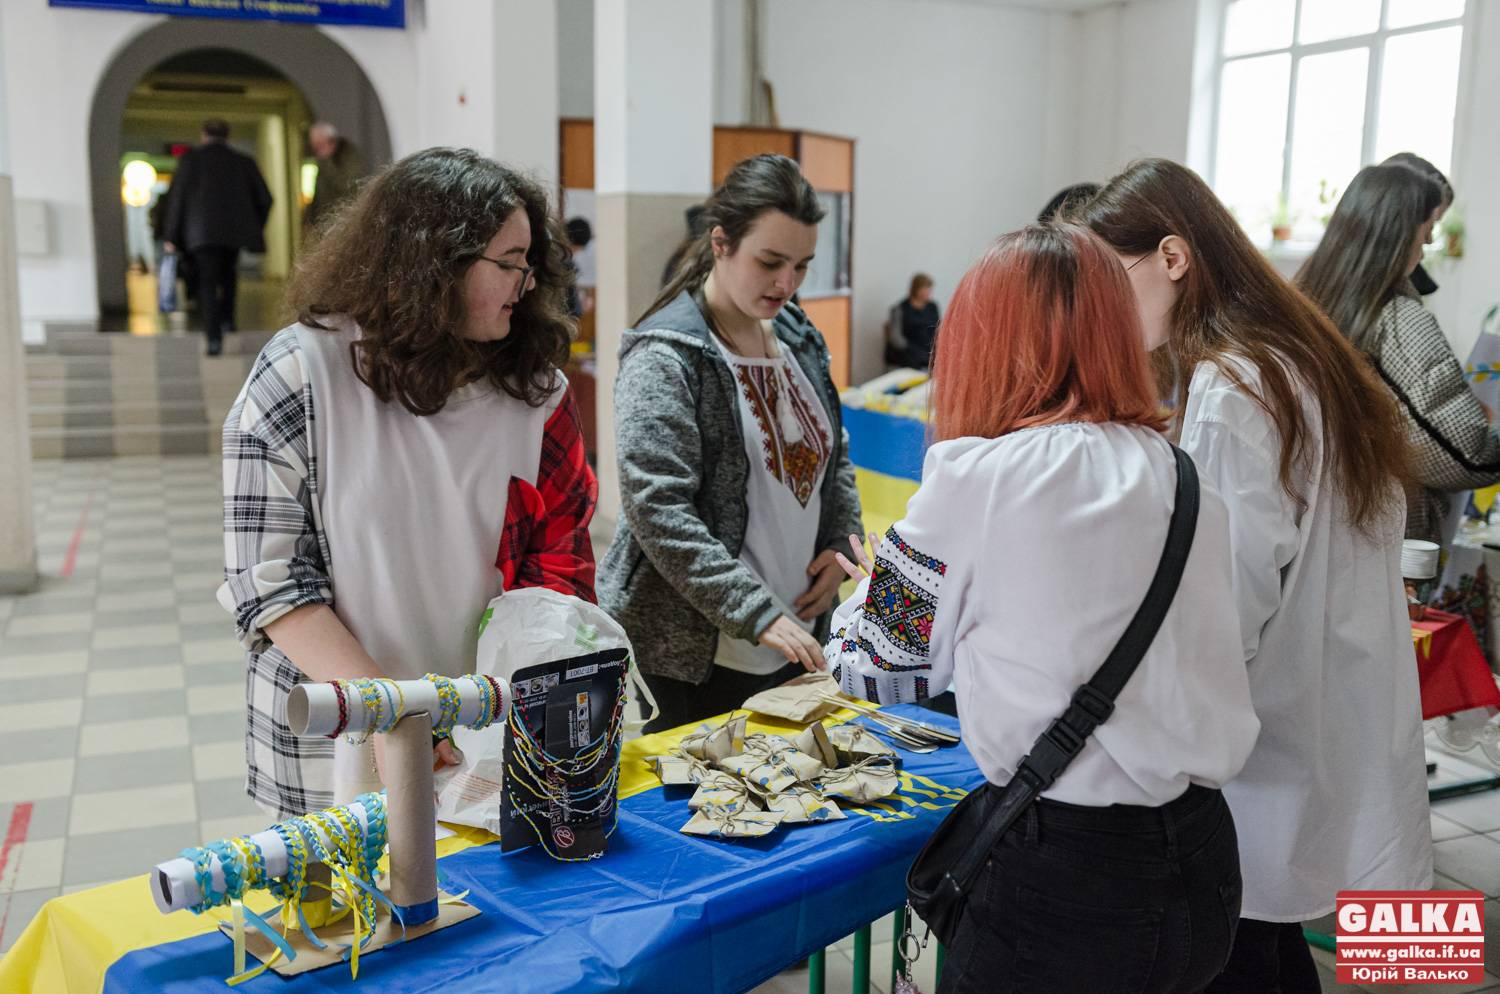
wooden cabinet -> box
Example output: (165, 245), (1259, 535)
(713, 128), (855, 388)
(559, 122), (857, 387)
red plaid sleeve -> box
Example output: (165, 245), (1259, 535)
(496, 391), (599, 603)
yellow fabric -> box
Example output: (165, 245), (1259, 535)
(1475, 484), (1500, 515)
(0, 709), (859, 994)
(853, 467), (920, 548)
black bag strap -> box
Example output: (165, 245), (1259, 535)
(942, 444), (1200, 896)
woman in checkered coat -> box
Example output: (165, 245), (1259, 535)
(218, 149), (597, 818)
(1298, 161), (1500, 543)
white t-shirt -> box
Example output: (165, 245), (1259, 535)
(296, 321), (565, 799)
(828, 422), (1262, 808)
(712, 333), (833, 674)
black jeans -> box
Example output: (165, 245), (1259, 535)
(191, 245), (239, 348)
(640, 662), (805, 733)
(940, 785), (1242, 994)
(1203, 918), (1320, 994)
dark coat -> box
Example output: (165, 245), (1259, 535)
(304, 138), (365, 230)
(164, 142), (273, 253)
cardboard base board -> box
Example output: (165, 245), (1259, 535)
(216, 900), (480, 977)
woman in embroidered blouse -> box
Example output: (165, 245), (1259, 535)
(1076, 159), (1429, 994)
(598, 155), (863, 732)
(828, 223), (1259, 993)
(219, 148), (597, 819)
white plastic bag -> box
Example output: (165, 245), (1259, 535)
(435, 587), (656, 834)
(157, 252), (179, 313)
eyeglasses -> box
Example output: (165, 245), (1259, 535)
(1125, 254), (1151, 272)
(475, 255), (536, 294)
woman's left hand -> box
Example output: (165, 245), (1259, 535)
(433, 737), (464, 773)
(795, 548), (847, 621)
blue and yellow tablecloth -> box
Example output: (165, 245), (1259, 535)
(0, 705), (978, 994)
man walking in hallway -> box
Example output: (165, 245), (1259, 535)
(303, 121), (365, 233)
(163, 118), (273, 356)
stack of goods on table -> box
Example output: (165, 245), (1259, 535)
(646, 678), (960, 840)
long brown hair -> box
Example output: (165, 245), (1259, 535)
(637, 154), (824, 325)
(1073, 158), (1408, 531)
(1295, 163), (1443, 349)
(932, 224), (1166, 442)
(288, 148), (574, 416)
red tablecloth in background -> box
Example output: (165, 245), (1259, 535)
(1413, 608), (1500, 719)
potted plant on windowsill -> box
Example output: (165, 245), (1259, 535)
(1440, 205), (1465, 259)
(1271, 197), (1294, 243)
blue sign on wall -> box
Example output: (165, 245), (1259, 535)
(49, 0), (405, 29)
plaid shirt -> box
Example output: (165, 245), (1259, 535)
(219, 329), (596, 818)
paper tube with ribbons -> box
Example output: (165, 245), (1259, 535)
(285, 673), (511, 927)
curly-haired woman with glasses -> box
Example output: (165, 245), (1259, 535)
(218, 148), (597, 818)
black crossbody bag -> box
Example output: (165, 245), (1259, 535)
(906, 445), (1200, 948)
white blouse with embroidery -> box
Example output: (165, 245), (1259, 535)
(713, 336), (833, 674)
(825, 422), (1261, 808)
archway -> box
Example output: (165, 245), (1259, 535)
(89, 19), (392, 316)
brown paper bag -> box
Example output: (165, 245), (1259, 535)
(795, 723), (838, 768)
(688, 771), (758, 813)
(741, 673), (841, 722)
(765, 786), (845, 824)
(828, 723), (899, 765)
(815, 756), (900, 804)
(681, 806), (785, 838)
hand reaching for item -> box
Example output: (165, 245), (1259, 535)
(835, 531), (880, 581)
(374, 731), (465, 783)
(758, 615), (826, 673)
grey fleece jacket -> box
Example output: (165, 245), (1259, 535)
(598, 290), (864, 685)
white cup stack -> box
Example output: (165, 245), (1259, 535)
(1400, 540), (1441, 581)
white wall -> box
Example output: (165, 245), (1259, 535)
(1431, 0), (1500, 359)
(557, 0), (595, 119)
(758, 0), (1068, 384)
(1071, 0), (1201, 184)
(0, 4), (149, 341)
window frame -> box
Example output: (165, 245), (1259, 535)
(1207, 0), (1473, 231)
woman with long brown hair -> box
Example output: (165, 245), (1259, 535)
(1297, 161), (1500, 545)
(219, 148), (597, 818)
(1075, 159), (1430, 994)
(828, 224), (1259, 992)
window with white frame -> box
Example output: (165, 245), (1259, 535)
(1210, 0), (1466, 244)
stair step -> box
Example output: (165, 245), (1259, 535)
(26, 331), (275, 358)
(28, 400), (210, 430)
(27, 354), (207, 380)
(30, 423), (217, 459)
(26, 380), (208, 406)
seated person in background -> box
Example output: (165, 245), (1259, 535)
(885, 272), (940, 369)
(564, 216), (593, 319)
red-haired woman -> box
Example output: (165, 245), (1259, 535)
(1077, 159), (1429, 994)
(826, 224), (1260, 993)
